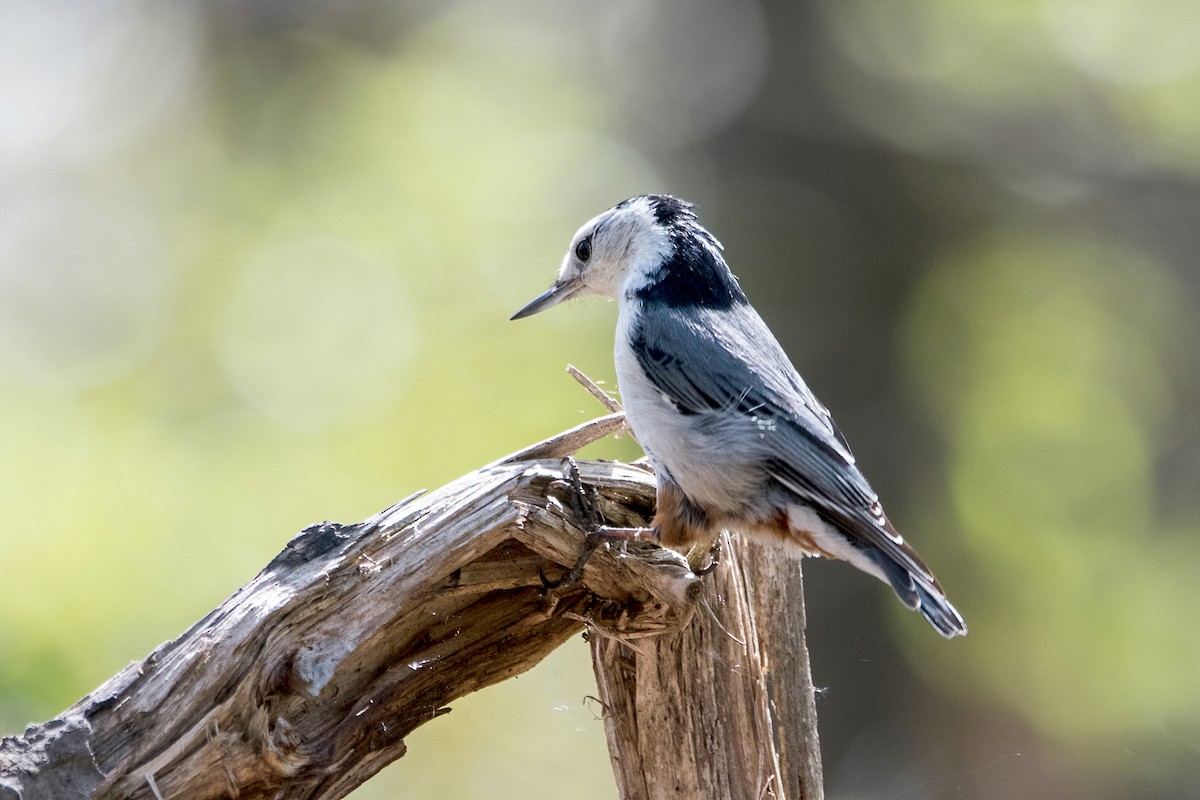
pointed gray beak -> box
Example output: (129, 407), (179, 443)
(510, 278), (583, 320)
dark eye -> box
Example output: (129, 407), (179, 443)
(574, 235), (593, 262)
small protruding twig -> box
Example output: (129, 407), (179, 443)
(496, 413), (626, 465)
(497, 366), (632, 466)
(567, 364), (623, 413)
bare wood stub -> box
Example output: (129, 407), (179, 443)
(590, 533), (824, 800)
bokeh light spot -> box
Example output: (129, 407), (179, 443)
(902, 231), (1200, 745)
(216, 236), (414, 431)
(0, 191), (173, 390)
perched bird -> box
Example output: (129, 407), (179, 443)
(512, 195), (966, 638)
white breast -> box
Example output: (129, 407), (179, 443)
(614, 305), (766, 514)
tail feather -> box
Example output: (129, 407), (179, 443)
(869, 549), (967, 638)
(913, 583), (967, 638)
(776, 496), (967, 638)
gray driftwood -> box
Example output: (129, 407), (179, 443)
(0, 414), (822, 800)
(591, 535), (823, 800)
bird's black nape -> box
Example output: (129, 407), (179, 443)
(624, 195), (747, 311)
(645, 195), (695, 226)
(616, 194), (697, 228)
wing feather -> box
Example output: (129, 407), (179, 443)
(630, 303), (940, 584)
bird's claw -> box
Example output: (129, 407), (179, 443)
(540, 531), (606, 591)
(557, 457), (604, 531)
(543, 458), (659, 591)
(693, 541), (723, 575)
(541, 458), (607, 591)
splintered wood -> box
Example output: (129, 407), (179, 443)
(591, 534), (823, 800)
(1, 417), (821, 800)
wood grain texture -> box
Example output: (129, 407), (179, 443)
(591, 534), (824, 800)
(1, 416), (822, 800)
(0, 457), (697, 800)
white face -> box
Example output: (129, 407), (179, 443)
(511, 197), (671, 320)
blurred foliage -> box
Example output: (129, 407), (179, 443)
(2, 0), (1199, 798)
(904, 233), (1200, 745)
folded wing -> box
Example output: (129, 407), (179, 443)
(630, 303), (966, 637)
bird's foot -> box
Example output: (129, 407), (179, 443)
(541, 457), (654, 590)
(548, 456), (603, 530)
(542, 525), (657, 589)
(693, 540), (723, 575)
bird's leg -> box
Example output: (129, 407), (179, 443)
(694, 539), (723, 575)
(559, 455), (603, 530)
(541, 457), (654, 590)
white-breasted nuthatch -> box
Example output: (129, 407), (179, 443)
(512, 194), (966, 638)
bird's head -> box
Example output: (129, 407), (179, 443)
(512, 194), (723, 320)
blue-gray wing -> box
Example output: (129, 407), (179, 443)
(629, 303), (864, 495)
(629, 303), (944, 586)
(631, 304), (853, 455)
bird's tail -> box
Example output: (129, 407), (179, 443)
(869, 550), (967, 639)
(911, 583), (967, 638)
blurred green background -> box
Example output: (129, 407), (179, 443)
(2, 1), (1199, 798)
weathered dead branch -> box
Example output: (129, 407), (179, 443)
(0, 410), (821, 800)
